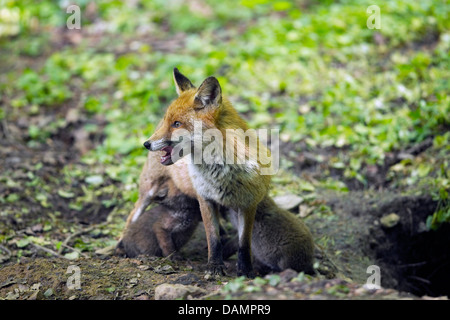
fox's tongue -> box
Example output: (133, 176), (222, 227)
(160, 146), (173, 164)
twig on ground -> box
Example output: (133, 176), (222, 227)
(0, 244), (12, 257)
(31, 243), (65, 259)
(59, 243), (89, 258)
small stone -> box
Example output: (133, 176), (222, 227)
(274, 194), (303, 211)
(203, 273), (212, 280)
(95, 245), (116, 256)
(279, 269), (298, 283)
(153, 264), (175, 274)
(154, 283), (207, 300)
(127, 278), (139, 288)
(380, 213), (400, 228)
(31, 224), (43, 233)
(137, 265), (151, 271)
(354, 287), (366, 296)
(363, 283), (381, 291)
(18, 284), (29, 293)
(172, 274), (201, 286)
(299, 205), (314, 218)
(6, 291), (19, 300)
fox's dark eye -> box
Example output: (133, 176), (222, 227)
(172, 121), (182, 128)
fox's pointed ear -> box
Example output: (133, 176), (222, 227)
(194, 76), (222, 109)
(173, 68), (195, 95)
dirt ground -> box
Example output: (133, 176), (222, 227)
(1, 130), (448, 300)
(1, 192), (447, 300)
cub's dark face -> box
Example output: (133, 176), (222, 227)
(151, 178), (199, 212)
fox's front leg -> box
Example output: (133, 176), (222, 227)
(236, 205), (257, 278)
(152, 220), (176, 257)
(198, 198), (225, 276)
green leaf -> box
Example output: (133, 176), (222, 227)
(417, 163), (432, 178)
(85, 175), (104, 186)
(44, 288), (54, 298)
(296, 272), (306, 282)
(6, 194), (19, 203)
(299, 181), (315, 192)
(64, 251), (80, 260)
(36, 193), (50, 208)
(16, 238), (30, 248)
(439, 188), (448, 200)
(106, 286), (116, 293)
(253, 277), (268, 286)
(55, 241), (62, 250)
(28, 125), (40, 139)
(267, 274), (281, 286)
(273, 1), (292, 11)
(58, 190), (75, 198)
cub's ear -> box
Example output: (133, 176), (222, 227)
(194, 76), (222, 109)
(155, 186), (169, 199)
(173, 67), (195, 95)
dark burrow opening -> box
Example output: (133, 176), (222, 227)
(366, 195), (450, 297)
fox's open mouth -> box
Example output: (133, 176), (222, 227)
(160, 146), (174, 165)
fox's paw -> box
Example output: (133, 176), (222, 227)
(167, 252), (183, 261)
(237, 251), (255, 278)
(114, 239), (126, 256)
(237, 269), (256, 279)
(204, 263), (226, 279)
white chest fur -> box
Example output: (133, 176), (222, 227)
(188, 162), (260, 209)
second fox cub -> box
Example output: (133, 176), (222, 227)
(118, 176), (202, 258)
(143, 68), (271, 276)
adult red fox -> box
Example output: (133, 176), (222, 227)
(141, 68), (272, 277)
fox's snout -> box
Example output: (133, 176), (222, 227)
(144, 138), (176, 166)
(143, 138), (170, 151)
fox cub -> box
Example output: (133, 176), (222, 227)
(117, 176), (201, 258)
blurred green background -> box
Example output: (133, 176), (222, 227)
(0, 0), (449, 253)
